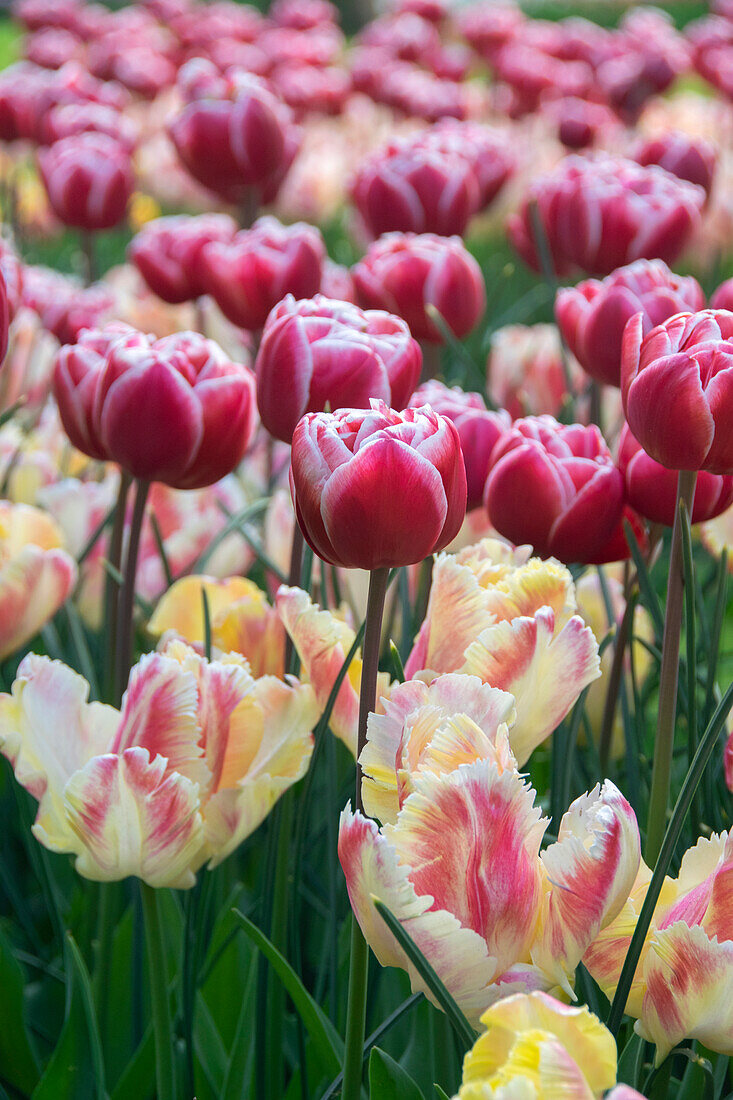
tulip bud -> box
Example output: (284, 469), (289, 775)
(128, 214), (237, 305)
(485, 415), (628, 564)
(38, 132), (134, 231)
(621, 309), (733, 474)
(255, 295), (421, 443)
(290, 400), (466, 569)
(352, 232), (485, 344)
(202, 217), (325, 332)
(555, 259), (705, 388)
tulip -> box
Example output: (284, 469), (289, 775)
(38, 132), (134, 231)
(584, 831), (733, 1062)
(452, 993), (617, 1100)
(621, 309), (733, 474)
(507, 155), (704, 277)
(0, 641), (318, 887)
(0, 241), (22, 322)
(42, 101), (138, 152)
(487, 323), (585, 419)
(22, 267), (116, 347)
(270, 0), (338, 29)
(417, 122), (514, 209)
(485, 417), (628, 564)
(128, 214), (237, 306)
(202, 217), (326, 332)
(54, 325), (256, 489)
(255, 295), (421, 444)
(635, 131), (716, 198)
(0, 501), (77, 662)
(0, 270), (8, 366)
(555, 260), (704, 388)
(618, 423), (733, 526)
(406, 539), (600, 764)
(339, 763), (639, 1023)
(409, 381), (510, 510)
(352, 233), (485, 345)
(290, 400), (466, 570)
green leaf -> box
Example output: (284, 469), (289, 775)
(109, 1028), (155, 1100)
(33, 945), (102, 1100)
(232, 909), (343, 1075)
(434, 1087), (451, 1100)
(64, 934), (106, 1099)
(369, 1048), (425, 1100)
(0, 926), (40, 1094)
(373, 901), (476, 1052)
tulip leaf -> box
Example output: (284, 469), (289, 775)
(192, 498), (269, 573)
(623, 520), (665, 638)
(231, 909), (343, 1075)
(0, 926), (40, 1095)
(0, 396), (26, 428)
(373, 900), (477, 1051)
(388, 641), (406, 683)
(368, 1048), (425, 1100)
(320, 993), (423, 1100)
(109, 1027), (155, 1100)
(33, 943), (102, 1100)
(434, 1087), (451, 1100)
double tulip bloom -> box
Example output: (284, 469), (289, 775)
(38, 132), (134, 232)
(128, 214), (237, 306)
(290, 401), (466, 570)
(0, 641), (318, 887)
(255, 295), (421, 443)
(53, 325), (256, 489)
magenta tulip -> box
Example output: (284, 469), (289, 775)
(38, 132), (133, 231)
(0, 271), (8, 366)
(290, 401), (466, 569)
(635, 131), (716, 199)
(128, 214), (237, 305)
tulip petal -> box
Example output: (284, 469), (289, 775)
(624, 353), (715, 471)
(0, 546), (77, 661)
(148, 574), (260, 644)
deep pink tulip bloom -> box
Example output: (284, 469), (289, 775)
(507, 155), (705, 277)
(290, 400), (466, 569)
(24, 27), (81, 69)
(621, 309), (733, 474)
(0, 271), (8, 366)
(54, 326), (257, 488)
(128, 214), (237, 305)
(202, 217), (325, 332)
(485, 416), (628, 564)
(271, 63), (351, 118)
(255, 295), (422, 443)
(555, 259), (705, 388)
(618, 423), (733, 526)
(21, 267), (116, 347)
(711, 278), (733, 311)
(353, 232), (486, 344)
(635, 131), (716, 198)
(38, 132), (133, 231)
(42, 102), (138, 152)
(270, 0), (338, 30)
(410, 380), (511, 509)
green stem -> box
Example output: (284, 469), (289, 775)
(341, 566), (389, 1100)
(80, 229), (97, 286)
(115, 478), (150, 702)
(284, 522), (304, 674)
(645, 469), (697, 865)
(140, 883), (176, 1100)
(418, 341), (442, 384)
(599, 575), (635, 773)
(92, 881), (119, 1049)
(104, 471), (131, 704)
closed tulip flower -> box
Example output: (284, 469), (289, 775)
(38, 132), (134, 231)
(555, 260), (704, 388)
(255, 295), (421, 443)
(128, 214), (237, 306)
(0, 641), (317, 887)
(507, 155), (704, 277)
(290, 401), (466, 570)
(202, 217), (325, 332)
(621, 309), (733, 474)
(486, 417), (629, 564)
(352, 233), (485, 345)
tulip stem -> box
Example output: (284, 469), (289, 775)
(342, 565), (389, 1100)
(140, 883), (176, 1100)
(105, 470), (131, 704)
(80, 229), (97, 286)
(284, 523), (304, 674)
(598, 573), (635, 773)
(419, 341), (442, 384)
(644, 468), (697, 866)
(115, 478), (150, 701)
(238, 187), (259, 230)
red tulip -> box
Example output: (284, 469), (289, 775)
(54, 326), (257, 488)
(255, 295), (422, 442)
(202, 217), (325, 332)
(38, 132), (133, 232)
(635, 131), (716, 198)
(555, 260), (705, 387)
(290, 400), (466, 569)
(485, 416), (628, 564)
(128, 214), (237, 305)
(353, 232), (486, 344)
(410, 380), (511, 509)
(621, 309), (733, 474)
(618, 423), (733, 526)
(507, 155), (704, 277)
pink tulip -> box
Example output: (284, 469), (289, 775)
(202, 217), (325, 332)
(38, 132), (134, 232)
(24, 26), (81, 69)
(0, 241), (23, 322)
(128, 214), (238, 305)
(270, 0), (338, 29)
(621, 309), (733, 474)
(507, 154), (705, 277)
(710, 277), (733, 311)
(555, 259), (705, 388)
(42, 102), (138, 152)
(485, 416), (628, 564)
(271, 63), (351, 118)
(352, 233), (485, 345)
(0, 271), (8, 366)
(255, 295), (421, 443)
(22, 266), (116, 346)
(488, 322), (585, 419)
(635, 131), (716, 199)
(290, 400), (466, 569)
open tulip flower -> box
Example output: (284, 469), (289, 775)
(339, 765), (639, 1023)
(149, 574), (285, 679)
(0, 500), (77, 662)
(584, 830), (733, 1062)
(452, 993), (617, 1100)
(0, 640), (318, 888)
(405, 538), (600, 764)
